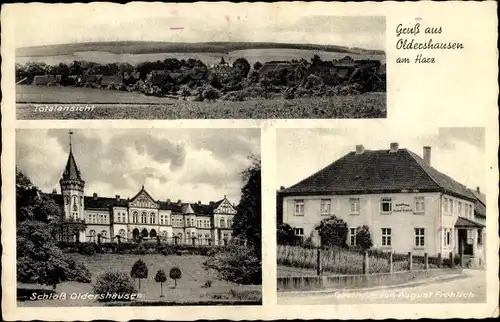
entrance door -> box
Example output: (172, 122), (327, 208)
(458, 229), (473, 255)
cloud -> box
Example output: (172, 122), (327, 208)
(16, 128), (260, 204)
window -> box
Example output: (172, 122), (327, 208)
(381, 228), (392, 246)
(100, 230), (107, 238)
(133, 212), (138, 224)
(320, 199), (331, 215)
(294, 199), (304, 216)
(380, 197), (392, 213)
(478, 229), (483, 245)
(119, 229), (126, 238)
(350, 198), (360, 214)
(415, 228), (425, 247)
(458, 202), (462, 216)
(220, 218), (225, 228)
(150, 213), (155, 224)
(443, 198), (448, 214)
(349, 228), (357, 246)
(80, 196), (84, 206)
(444, 228), (452, 246)
(293, 228), (304, 237)
(191, 218), (195, 227)
(450, 199), (454, 214)
(162, 231), (168, 238)
(141, 212), (147, 224)
(72, 196), (78, 211)
(227, 218), (233, 228)
(88, 230), (96, 242)
(414, 197), (425, 214)
(65, 196), (69, 205)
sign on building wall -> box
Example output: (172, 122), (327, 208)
(393, 203), (413, 212)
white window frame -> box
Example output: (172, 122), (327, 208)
(380, 197), (392, 214)
(415, 228), (425, 247)
(293, 228), (304, 237)
(320, 199), (331, 216)
(381, 228), (392, 247)
(350, 198), (360, 215)
(414, 196), (425, 214)
(294, 199), (305, 216)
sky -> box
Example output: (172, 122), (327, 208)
(10, 3), (385, 50)
(276, 125), (485, 192)
(16, 128), (260, 205)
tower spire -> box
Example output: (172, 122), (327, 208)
(61, 130), (82, 181)
(69, 130), (74, 151)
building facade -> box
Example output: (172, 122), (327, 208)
(52, 136), (237, 246)
(279, 143), (486, 265)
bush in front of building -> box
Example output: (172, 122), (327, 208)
(355, 225), (373, 251)
(78, 242), (98, 255)
(130, 259), (148, 292)
(203, 243), (261, 285)
(316, 215), (349, 248)
(277, 223), (300, 246)
(93, 271), (137, 301)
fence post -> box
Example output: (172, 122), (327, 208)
(388, 252), (393, 274)
(362, 251), (369, 275)
(407, 252), (412, 271)
(460, 252), (464, 267)
(424, 253), (429, 270)
(316, 248), (322, 276)
(449, 252), (453, 268)
(437, 253), (442, 268)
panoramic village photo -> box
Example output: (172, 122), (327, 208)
(275, 126), (486, 305)
(15, 128), (262, 306)
(14, 4), (386, 119)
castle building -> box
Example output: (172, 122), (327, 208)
(51, 132), (237, 246)
(278, 143), (486, 266)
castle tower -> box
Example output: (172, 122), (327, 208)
(59, 130), (85, 222)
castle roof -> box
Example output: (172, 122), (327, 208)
(61, 147), (82, 181)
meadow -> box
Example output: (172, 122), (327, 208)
(17, 253), (261, 307)
(17, 85), (386, 119)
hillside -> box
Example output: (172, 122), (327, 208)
(17, 41), (385, 57)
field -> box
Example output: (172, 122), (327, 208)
(16, 41), (385, 66)
(16, 85), (386, 119)
(17, 253), (261, 307)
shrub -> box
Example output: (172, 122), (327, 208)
(316, 215), (348, 248)
(78, 243), (97, 256)
(201, 280), (213, 288)
(93, 271), (137, 302)
(65, 258), (92, 283)
(169, 267), (182, 288)
(202, 85), (220, 101)
(203, 244), (261, 285)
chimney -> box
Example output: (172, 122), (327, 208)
(177, 199), (182, 205)
(389, 142), (399, 153)
(355, 145), (365, 154)
(476, 186), (480, 193)
(115, 195), (120, 201)
(52, 188), (57, 194)
(198, 201), (201, 205)
(93, 192), (98, 200)
(209, 201), (214, 206)
(423, 146), (431, 165)
(166, 198), (171, 204)
(280, 186), (285, 190)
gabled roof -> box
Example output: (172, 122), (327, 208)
(468, 188), (486, 217)
(280, 147), (476, 201)
(61, 148), (82, 181)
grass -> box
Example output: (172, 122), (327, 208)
(17, 253), (261, 307)
(16, 85), (386, 119)
(277, 245), (426, 276)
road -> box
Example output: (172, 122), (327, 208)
(278, 269), (486, 305)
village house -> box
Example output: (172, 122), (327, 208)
(257, 61), (308, 81)
(278, 143), (486, 266)
(32, 74), (62, 86)
(48, 134), (237, 246)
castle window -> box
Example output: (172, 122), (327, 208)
(141, 212), (147, 224)
(88, 230), (96, 243)
(119, 229), (126, 238)
(150, 213), (155, 224)
(65, 196), (69, 205)
(72, 196), (78, 211)
(133, 211), (138, 223)
(220, 218), (225, 228)
(228, 218), (233, 228)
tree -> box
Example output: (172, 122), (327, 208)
(203, 244), (261, 285)
(231, 155), (261, 257)
(202, 85), (220, 102)
(355, 225), (373, 251)
(154, 269), (167, 297)
(169, 267), (182, 288)
(253, 61), (263, 71)
(311, 54), (322, 66)
(316, 215), (349, 248)
(130, 259), (148, 292)
(233, 57), (251, 78)
(277, 223), (298, 246)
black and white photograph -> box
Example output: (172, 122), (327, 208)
(14, 3), (386, 119)
(275, 126), (486, 305)
(15, 128), (262, 306)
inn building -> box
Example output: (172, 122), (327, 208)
(278, 143), (486, 265)
(49, 133), (237, 246)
